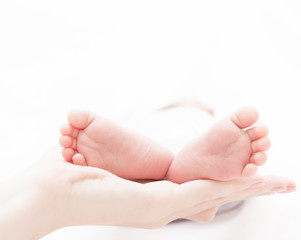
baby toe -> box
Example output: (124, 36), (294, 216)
(231, 106), (259, 129)
(246, 122), (268, 140)
(59, 135), (74, 148)
(72, 153), (87, 166)
(241, 163), (258, 177)
(250, 152), (267, 166)
(62, 148), (75, 163)
(60, 123), (73, 136)
(251, 137), (271, 152)
(68, 109), (95, 130)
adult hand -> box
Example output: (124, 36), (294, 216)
(0, 147), (296, 240)
(185, 175), (295, 222)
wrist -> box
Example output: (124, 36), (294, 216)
(0, 168), (67, 240)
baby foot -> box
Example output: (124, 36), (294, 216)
(59, 110), (173, 180)
(166, 107), (270, 183)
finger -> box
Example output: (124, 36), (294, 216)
(149, 176), (263, 224)
(164, 175), (296, 223)
(172, 176), (263, 209)
(224, 175), (296, 203)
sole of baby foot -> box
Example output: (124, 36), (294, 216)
(166, 106), (270, 183)
(60, 109), (174, 180)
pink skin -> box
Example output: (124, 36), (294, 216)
(166, 107), (270, 183)
(59, 110), (173, 180)
(60, 107), (270, 183)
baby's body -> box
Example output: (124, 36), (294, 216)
(59, 105), (270, 183)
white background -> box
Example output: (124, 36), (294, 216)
(0, 0), (300, 239)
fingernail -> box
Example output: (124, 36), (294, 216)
(271, 186), (287, 193)
(249, 181), (264, 189)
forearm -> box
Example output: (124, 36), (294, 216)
(0, 172), (63, 240)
